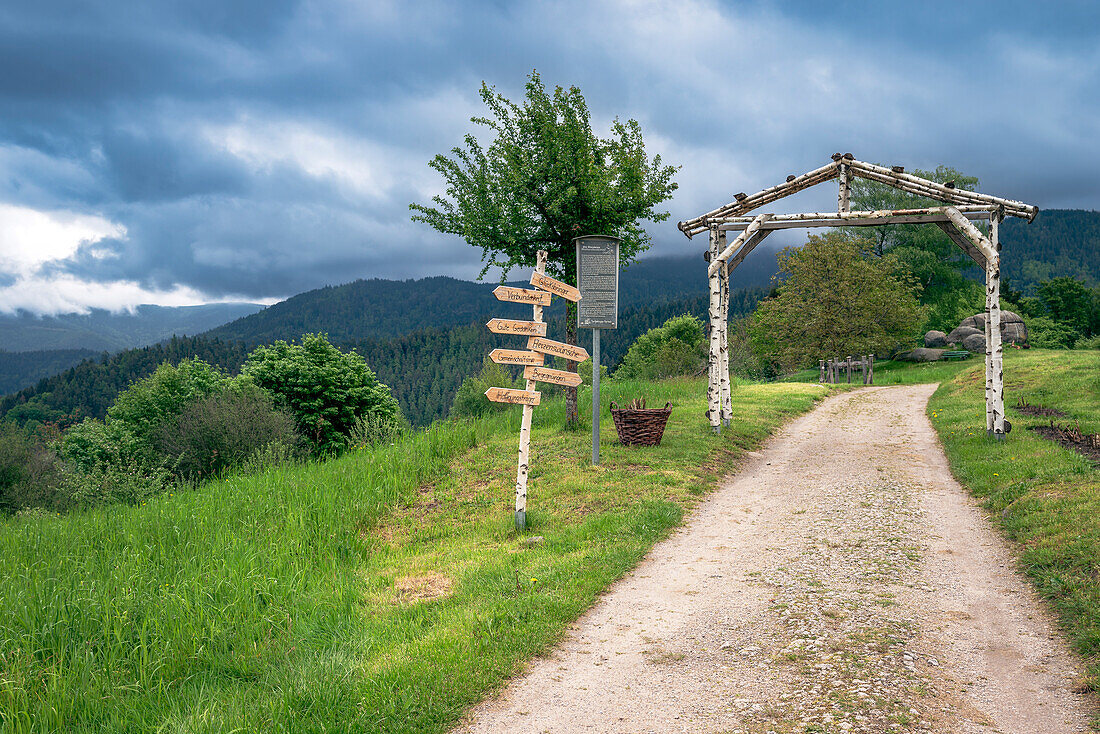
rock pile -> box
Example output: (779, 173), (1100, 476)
(926, 311), (1028, 353)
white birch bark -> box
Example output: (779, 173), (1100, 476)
(988, 216), (1005, 437)
(838, 163), (850, 213)
(707, 228), (722, 432)
(719, 259), (732, 426)
(515, 249), (547, 529)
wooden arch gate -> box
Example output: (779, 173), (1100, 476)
(678, 153), (1038, 440)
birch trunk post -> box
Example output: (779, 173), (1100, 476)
(719, 259), (732, 426)
(847, 356), (853, 384)
(838, 162), (851, 213)
(707, 227), (723, 432)
(819, 360), (826, 383)
(515, 249), (548, 530)
(988, 215), (1005, 437)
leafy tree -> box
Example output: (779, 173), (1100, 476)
(1037, 276), (1094, 336)
(243, 334), (401, 456)
(615, 315), (707, 380)
(1025, 315), (1080, 349)
(410, 70), (678, 424)
(750, 232), (926, 370)
(450, 356), (521, 418)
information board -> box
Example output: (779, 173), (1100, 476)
(575, 236), (619, 329)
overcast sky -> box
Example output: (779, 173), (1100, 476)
(1, 0), (1097, 314)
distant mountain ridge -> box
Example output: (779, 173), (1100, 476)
(0, 302), (264, 352)
(1001, 209), (1100, 292)
(204, 249), (782, 345)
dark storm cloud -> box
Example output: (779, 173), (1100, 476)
(0, 0), (1098, 313)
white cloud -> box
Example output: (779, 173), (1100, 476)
(0, 273), (214, 315)
(0, 204), (125, 276)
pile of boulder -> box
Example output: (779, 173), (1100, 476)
(924, 311), (1029, 353)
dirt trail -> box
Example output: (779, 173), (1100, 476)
(455, 385), (1095, 733)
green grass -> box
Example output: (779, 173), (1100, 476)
(925, 349), (1100, 693)
(0, 377), (827, 733)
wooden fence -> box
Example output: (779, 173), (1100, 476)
(819, 355), (874, 385)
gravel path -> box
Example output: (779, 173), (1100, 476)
(455, 385), (1096, 733)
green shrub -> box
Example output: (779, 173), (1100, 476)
(0, 424), (62, 514)
(154, 383), (301, 481)
(1075, 334), (1100, 350)
(106, 359), (228, 466)
(615, 314), (706, 380)
(56, 418), (134, 474)
(1026, 316), (1080, 349)
(451, 356), (521, 418)
(243, 333), (402, 456)
(58, 458), (169, 509)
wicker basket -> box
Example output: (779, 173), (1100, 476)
(610, 401), (673, 447)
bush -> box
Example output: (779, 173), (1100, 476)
(154, 383), (301, 481)
(106, 359), (228, 467)
(0, 424), (63, 514)
(1076, 334), (1100, 350)
(243, 334), (402, 456)
(615, 315), (706, 380)
(58, 458), (169, 509)
(1026, 316), (1080, 349)
(451, 357), (521, 418)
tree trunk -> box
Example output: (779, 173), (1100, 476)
(565, 300), (579, 426)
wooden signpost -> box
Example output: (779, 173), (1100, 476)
(527, 336), (589, 362)
(486, 318), (548, 336)
(483, 250), (589, 531)
(485, 387), (541, 405)
(493, 285), (552, 306)
(523, 365), (583, 388)
(489, 349), (545, 366)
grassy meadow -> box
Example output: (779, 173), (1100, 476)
(0, 377), (827, 733)
(926, 349), (1100, 692)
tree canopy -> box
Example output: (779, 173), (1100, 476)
(410, 71), (679, 285)
(750, 232), (925, 370)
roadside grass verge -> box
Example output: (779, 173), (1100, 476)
(927, 349), (1100, 693)
(0, 377), (827, 732)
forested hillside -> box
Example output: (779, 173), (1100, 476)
(1, 290), (765, 427)
(0, 349), (99, 395)
(1001, 209), (1100, 291)
(205, 251), (780, 345)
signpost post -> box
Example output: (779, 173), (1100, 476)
(484, 249), (588, 531)
(575, 236), (620, 467)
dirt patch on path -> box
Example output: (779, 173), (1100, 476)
(454, 385), (1095, 733)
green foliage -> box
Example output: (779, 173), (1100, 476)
(243, 333), (401, 456)
(1076, 334), (1100, 350)
(0, 424), (62, 514)
(58, 457), (170, 509)
(154, 383), (301, 481)
(451, 356), (521, 418)
(750, 232), (926, 370)
(1037, 277), (1095, 335)
(411, 70), (678, 286)
(106, 359), (228, 466)
(1026, 316), (1081, 349)
(615, 315), (706, 380)
(0, 348), (98, 396)
(1001, 209), (1100, 293)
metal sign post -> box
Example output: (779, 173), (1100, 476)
(575, 235), (620, 466)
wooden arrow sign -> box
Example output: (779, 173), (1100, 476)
(527, 336), (589, 362)
(530, 272), (581, 302)
(494, 286), (552, 306)
(524, 365), (583, 388)
(486, 318), (547, 336)
(489, 348), (545, 366)
(485, 387), (541, 406)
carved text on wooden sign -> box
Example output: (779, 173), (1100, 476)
(486, 318), (548, 336)
(489, 349), (545, 366)
(493, 286), (552, 306)
(530, 272), (581, 302)
(527, 336), (590, 362)
(484, 387), (541, 406)
(523, 365), (584, 388)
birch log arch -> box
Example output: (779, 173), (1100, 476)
(678, 153), (1038, 440)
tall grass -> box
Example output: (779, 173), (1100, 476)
(0, 377), (826, 732)
(0, 421), (484, 732)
